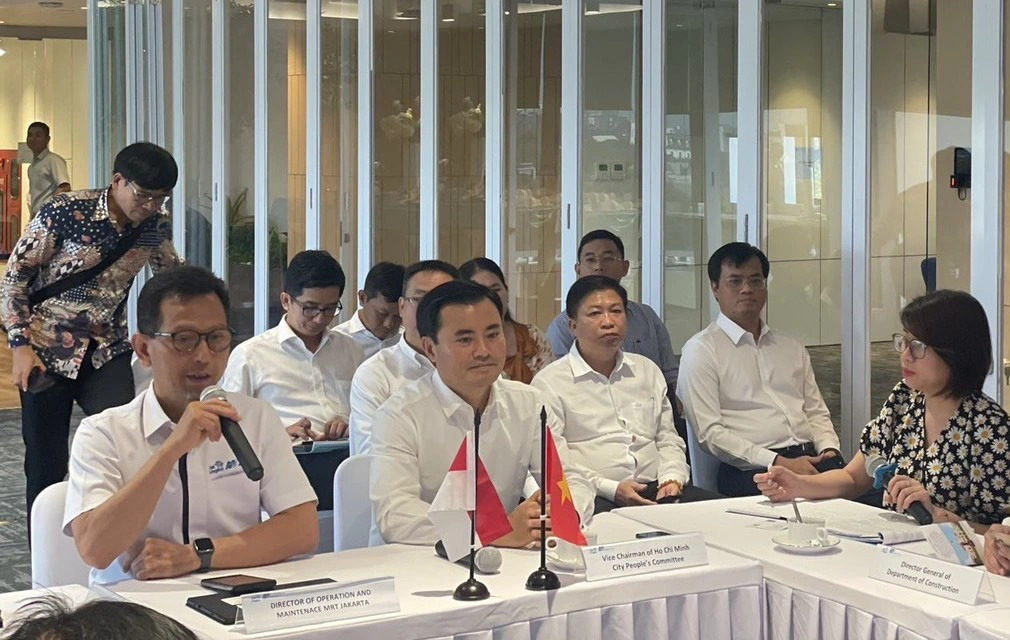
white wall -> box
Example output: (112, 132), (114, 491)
(0, 38), (90, 227)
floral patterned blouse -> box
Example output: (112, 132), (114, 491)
(860, 380), (1010, 525)
(1, 188), (180, 379)
(502, 322), (555, 385)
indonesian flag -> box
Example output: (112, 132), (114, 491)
(547, 429), (587, 546)
(428, 432), (513, 561)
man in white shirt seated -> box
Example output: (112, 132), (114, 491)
(222, 250), (365, 441)
(534, 276), (717, 513)
(370, 280), (594, 546)
(677, 242), (843, 497)
(336, 261), (405, 358)
(348, 260), (459, 455)
(63, 266), (318, 585)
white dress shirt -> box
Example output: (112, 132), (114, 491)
(28, 148), (71, 215)
(63, 388), (317, 585)
(677, 313), (839, 470)
(532, 345), (689, 500)
(348, 338), (434, 455)
(221, 317), (366, 431)
(335, 310), (402, 359)
(369, 372), (594, 546)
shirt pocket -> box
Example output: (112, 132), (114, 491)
(622, 397), (657, 437)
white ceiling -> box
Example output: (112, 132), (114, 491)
(0, 0), (88, 29)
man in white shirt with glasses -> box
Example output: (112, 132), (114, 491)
(677, 242), (842, 497)
(222, 250), (365, 441)
(348, 260), (459, 455)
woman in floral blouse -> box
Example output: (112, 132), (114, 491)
(755, 290), (1010, 530)
(459, 258), (554, 384)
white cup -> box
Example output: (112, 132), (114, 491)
(787, 516), (829, 546)
(546, 530), (596, 570)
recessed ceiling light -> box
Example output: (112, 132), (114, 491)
(0, 48), (6, 57)
(827, 2), (837, 6)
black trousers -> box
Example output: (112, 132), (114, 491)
(717, 442), (846, 498)
(20, 348), (134, 530)
(593, 481), (723, 514)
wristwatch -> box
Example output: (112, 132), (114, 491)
(193, 538), (214, 573)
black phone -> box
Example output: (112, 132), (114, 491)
(26, 369), (57, 394)
(200, 574), (277, 595)
(635, 530), (670, 539)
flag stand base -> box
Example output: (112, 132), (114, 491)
(453, 578), (490, 601)
(525, 567), (561, 591)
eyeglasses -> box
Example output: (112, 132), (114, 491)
(127, 182), (171, 208)
(291, 297), (343, 319)
(403, 295), (425, 306)
(892, 333), (928, 360)
(580, 255), (621, 268)
(149, 329), (234, 353)
(722, 276), (767, 291)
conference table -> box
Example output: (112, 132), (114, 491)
(96, 512), (762, 639)
(613, 496), (1010, 640)
(958, 608), (1010, 640)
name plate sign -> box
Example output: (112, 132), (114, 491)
(870, 547), (984, 605)
(241, 576), (399, 633)
(581, 533), (708, 582)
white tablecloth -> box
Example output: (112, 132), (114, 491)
(957, 607), (1010, 640)
(0, 584), (93, 629)
(614, 497), (1010, 640)
(99, 513), (762, 639)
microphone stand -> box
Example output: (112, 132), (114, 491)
(526, 405), (560, 591)
(453, 410), (490, 601)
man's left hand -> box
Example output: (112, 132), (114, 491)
(656, 481), (682, 500)
(322, 416), (349, 440)
(129, 538), (200, 580)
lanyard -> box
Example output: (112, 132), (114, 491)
(179, 454), (190, 544)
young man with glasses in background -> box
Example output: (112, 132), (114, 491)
(65, 266), (317, 584)
(222, 250), (365, 441)
(1, 141), (181, 525)
(677, 242), (843, 497)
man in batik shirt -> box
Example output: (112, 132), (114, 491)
(1, 142), (181, 524)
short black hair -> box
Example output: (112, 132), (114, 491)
(900, 289), (992, 398)
(284, 250), (346, 298)
(4, 595), (198, 640)
(417, 280), (503, 343)
(27, 121), (50, 137)
(578, 229), (625, 261)
(138, 266), (230, 335)
(707, 242), (770, 283)
(114, 142), (179, 192)
(566, 275), (628, 319)
(402, 260), (460, 296)
(363, 261), (405, 302)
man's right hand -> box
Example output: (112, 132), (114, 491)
(285, 417), (319, 442)
(494, 490), (551, 548)
(163, 399), (241, 458)
(11, 345), (44, 392)
(773, 454), (823, 476)
(615, 480), (656, 507)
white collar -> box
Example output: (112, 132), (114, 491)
(432, 371), (502, 423)
(277, 314), (333, 350)
(716, 313), (771, 346)
(396, 334), (434, 368)
(568, 341), (631, 380)
(141, 387), (176, 440)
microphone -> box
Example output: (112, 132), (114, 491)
(200, 386), (264, 481)
(435, 540), (502, 575)
(864, 454), (932, 525)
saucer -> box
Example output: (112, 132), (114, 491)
(772, 531), (841, 553)
(546, 553), (584, 572)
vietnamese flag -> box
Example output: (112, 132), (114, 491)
(547, 429), (587, 546)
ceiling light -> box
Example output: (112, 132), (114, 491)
(585, 0), (600, 14)
(827, 2), (837, 5)
(0, 48), (6, 57)
(394, 8), (419, 20)
(441, 4), (454, 22)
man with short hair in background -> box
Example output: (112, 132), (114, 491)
(25, 121), (71, 217)
(336, 261), (405, 358)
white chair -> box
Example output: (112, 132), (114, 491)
(333, 455), (375, 551)
(684, 419), (721, 494)
(30, 481), (90, 588)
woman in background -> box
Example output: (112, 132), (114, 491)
(460, 257), (553, 384)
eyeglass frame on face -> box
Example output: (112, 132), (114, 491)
(127, 181), (171, 208)
(290, 296), (343, 319)
(148, 328), (234, 353)
(403, 295), (425, 306)
(580, 253), (622, 268)
(721, 275), (767, 291)
(892, 333), (929, 360)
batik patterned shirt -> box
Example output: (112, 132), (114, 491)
(860, 380), (1010, 525)
(1, 188), (180, 379)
